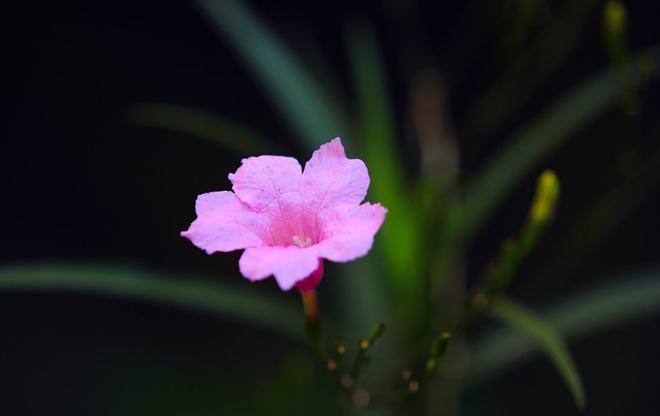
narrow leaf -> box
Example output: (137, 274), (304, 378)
(194, 0), (349, 149)
(470, 270), (660, 387)
(489, 297), (586, 409)
(129, 102), (281, 155)
(0, 262), (306, 340)
(457, 46), (660, 244)
(346, 21), (424, 324)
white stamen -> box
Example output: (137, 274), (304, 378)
(292, 235), (312, 248)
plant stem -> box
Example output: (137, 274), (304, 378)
(301, 289), (319, 322)
(300, 289), (321, 351)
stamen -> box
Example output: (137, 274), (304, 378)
(292, 235), (312, 248)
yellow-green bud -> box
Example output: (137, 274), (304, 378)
(603, 1), (627, 39)
(530, 170), (560, 224)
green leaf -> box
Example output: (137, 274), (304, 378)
(0, 262), (306, 341)
(456, 46), (660, 245)
(489, 297), (586, 409)
(129, 102), (282, 155)
(470, 270), (660, 388)
(346, 21), (424, 324)
(194, 0), (349, 150)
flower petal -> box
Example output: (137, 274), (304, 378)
(181, 191), (269, 253)
(228, 155), (302, 212)
(239, 245), (320, 291)
(302, 137), (369, 212)
(316, 203), (387, 262)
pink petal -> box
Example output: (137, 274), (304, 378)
(316, 202), (387, 262)
(228, 155), (302, 212)
(239, 245), (320, 291)
(181, 191), (269, 254)
(302, 137), (369, 212)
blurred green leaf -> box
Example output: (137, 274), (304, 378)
(470, 270), (660, 385)
(489, 297), (586, 409)
(129, 102), (281, 155)
(194, 0), (349, 149)
(0, 262), (306, 341)
(346, 22), (424, 322)
(456, 46), (660, 245)
(336, 259), (388, 340)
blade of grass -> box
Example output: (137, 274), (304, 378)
(489, 296), (586, 409)
(194, 0), (349, 150)
(470, 269), (660, 383)
(346, 22), (423, 323)
(129, 102), (282, 155)
(456, 46), (660, 245)
(0, 262), (309, 341)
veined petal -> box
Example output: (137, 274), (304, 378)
(302, 137), (369, 212)
(229, 155), (302, 212)
(316, 202), (387, 262)
(239, 245), (320, 291)
(181, 191), (269, 253)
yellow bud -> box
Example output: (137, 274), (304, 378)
(530, 170), (560, 224)
(603, 1), (627, 39)
(602, 1), (628, 66)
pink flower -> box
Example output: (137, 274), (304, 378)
(181, 138), (387, 291)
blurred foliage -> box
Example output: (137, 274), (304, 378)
(538, 145), (660, 285)
(129, 102), (282, 155)
(475, 170), (560, 297)
(454, 45), (660, 246)
(194, 0), (350, 148)
(489, 297), (585, 409)
(603, 0), (628, 67)
(470, 269), (660, 381)
(5, 0), (660, 414)
(346, 21), (425, 334)
(92, 349), (340, 415)
(0, 262), (310, 341)
(466, 0), (601, 140)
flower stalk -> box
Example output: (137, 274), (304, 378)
(481, 170), (560, 296)
(301, 289), (320, 325)
(300, 288), (322, 351)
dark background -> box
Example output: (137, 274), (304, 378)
(3, 1), (660, 414)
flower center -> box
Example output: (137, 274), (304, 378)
(292, 235), (313, 248)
